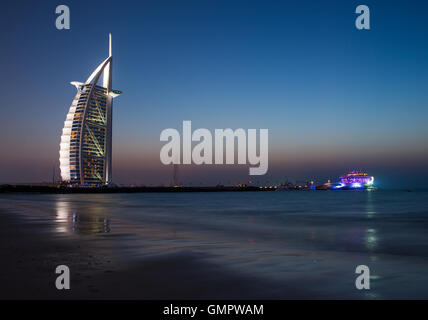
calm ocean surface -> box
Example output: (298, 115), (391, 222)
(1, 190), (428, 299)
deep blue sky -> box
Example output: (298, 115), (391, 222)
(1, 0), (428, 187)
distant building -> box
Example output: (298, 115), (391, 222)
(59, 34), (121, 186)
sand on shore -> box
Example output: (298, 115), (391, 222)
(0, 208), (314, 300)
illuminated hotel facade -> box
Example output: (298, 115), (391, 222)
(59, 34), (121, 186)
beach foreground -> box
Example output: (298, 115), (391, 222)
(0, 210), (287, 299)
(1, 191), (428, 299)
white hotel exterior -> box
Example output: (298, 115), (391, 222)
(59, 34), (121, 186)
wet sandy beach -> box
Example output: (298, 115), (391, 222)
(0, 209), (292, 299)
(0, 203), (321, 299)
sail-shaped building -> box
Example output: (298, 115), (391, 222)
(59, 34), (121, 186)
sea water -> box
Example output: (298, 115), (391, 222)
(1, 190), (428, 299)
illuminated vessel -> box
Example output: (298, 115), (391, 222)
(328, 171), (375, 190)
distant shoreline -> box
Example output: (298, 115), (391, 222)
(0, 184), (277, 194)
(0, 184), (415, 194)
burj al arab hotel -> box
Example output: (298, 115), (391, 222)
(59, 34), (121, 186)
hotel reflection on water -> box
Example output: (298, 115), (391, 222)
(55, 199), (110, 235)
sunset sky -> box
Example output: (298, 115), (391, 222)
(1, 0), (428, 188)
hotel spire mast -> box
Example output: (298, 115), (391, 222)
(104, 33), (113, 184)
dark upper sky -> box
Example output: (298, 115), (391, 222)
(1, 0), (428, 188)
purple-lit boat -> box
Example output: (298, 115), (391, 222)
(327, 171), (375, 190)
